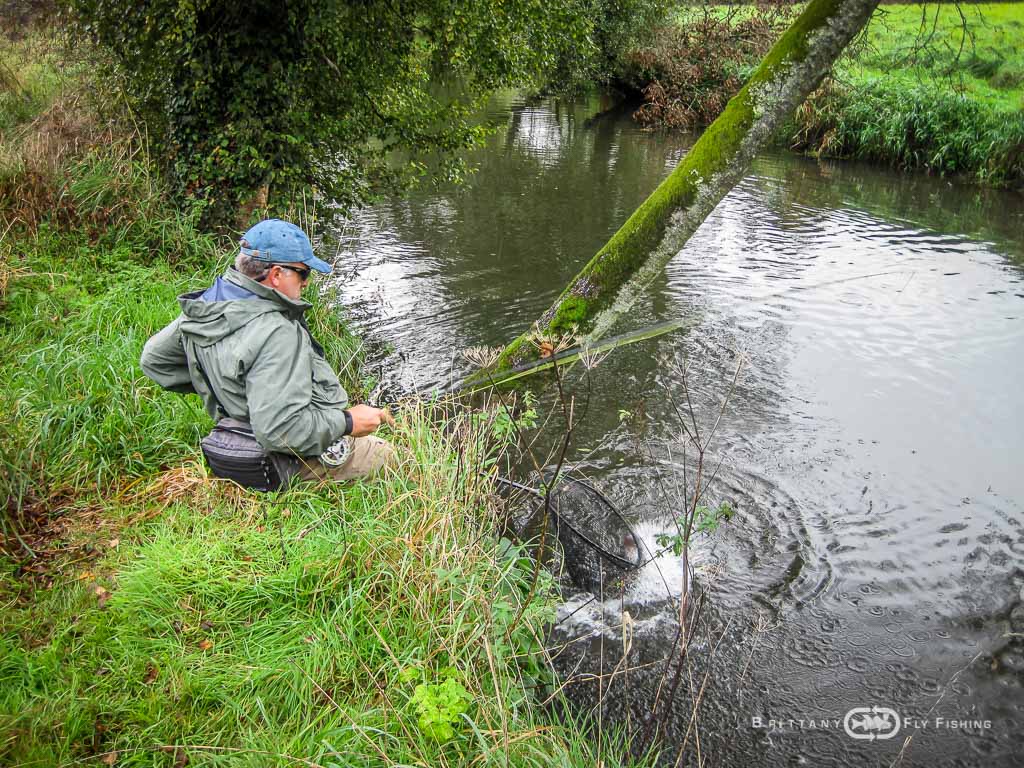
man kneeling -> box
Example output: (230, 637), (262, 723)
(141, 218), (394, 485)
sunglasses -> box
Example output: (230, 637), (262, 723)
(275, 264), (311, 282)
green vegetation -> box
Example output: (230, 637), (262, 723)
(631, 3), (1024, 186)
(65, 0), (672, 228)
(1, 34), (632, 768)
(850, 3), (1024, 111)
(655, 502), (735, 556)
(791, 2), (1024, 184)
(0, 34), (63, 135)
(548, 0), (673, 92)
(1, 393), (595, 765)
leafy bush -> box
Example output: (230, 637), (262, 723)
(624, 3), (791, 129)
(412, 675), (473, 742)
(545, 0), (673, 93)
(66, 0), (603, 228)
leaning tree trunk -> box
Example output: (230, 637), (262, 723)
(479, 0), (880, 379)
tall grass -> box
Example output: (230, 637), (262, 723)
(789, 3), (1024, 184)
(791, 74), (1024, 184)
(0, 398), (632, 766)
(0, 221), (364, 534)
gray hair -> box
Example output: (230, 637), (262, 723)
(234, 252), (270, 280)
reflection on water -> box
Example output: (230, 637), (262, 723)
(323, 93), (1024, 766)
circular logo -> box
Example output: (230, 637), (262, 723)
(843, 706), (901, 740)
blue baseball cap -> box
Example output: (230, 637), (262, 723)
(239, 219), (333, 274)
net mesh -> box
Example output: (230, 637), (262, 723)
(545, 477), (642, 592)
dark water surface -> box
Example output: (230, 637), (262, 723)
(322, 93), (1024, 767)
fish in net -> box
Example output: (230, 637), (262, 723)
(505, 474), (644, 594)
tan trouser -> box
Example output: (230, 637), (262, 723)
(296, 436), (397, 483)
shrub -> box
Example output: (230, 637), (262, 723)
(791, 76), (1024, 185)
(66, 0), (601, 228)
(624, 3), (791, 129)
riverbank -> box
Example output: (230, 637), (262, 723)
(0, 33), (630, 767)
(623, 2), (1024, 187)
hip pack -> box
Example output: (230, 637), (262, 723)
(200, 418), (300, 492)
(183, 338), (301, 492)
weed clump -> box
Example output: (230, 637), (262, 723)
(791, 75), (1024, 184)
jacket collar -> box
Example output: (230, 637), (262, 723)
(223, 267), (312, 318)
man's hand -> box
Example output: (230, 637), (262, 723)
(347, 404), (395, 438)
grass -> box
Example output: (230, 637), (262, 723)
(660, 3), (1024, 185)
(790, 3), (1024, 183)
(849, 3), (1024, 110)
(0, 32), (636, 768)
(0, 398), (602, 767)
(0, 228), (623, 764)
(0, 223), (363, 520)
(0, 32), (66, 137)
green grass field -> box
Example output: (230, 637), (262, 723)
(666, 3), (1024, 184)
(848, 3), (1024, 111)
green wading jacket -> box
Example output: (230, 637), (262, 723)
(141, 268), (349, 457)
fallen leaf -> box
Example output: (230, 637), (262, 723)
(198, 639), (213, 651)
(94, 585), (111, 608)
(108, 538), (120, 549)
(200, 620), (214, 631)
(281, 509), (291, 518)
(101, 751), (117, 765)
(78, 571), (93, 581)
(173, 747), (189, 767)
(143, 664), (159, 684)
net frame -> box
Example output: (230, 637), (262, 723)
(547, 475), (642, 570)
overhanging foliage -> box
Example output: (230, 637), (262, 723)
(68, 0), (598, 227)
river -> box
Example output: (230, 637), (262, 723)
(321, 93), (1024, 767)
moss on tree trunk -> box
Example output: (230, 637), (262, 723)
(479, 0), (880, 379)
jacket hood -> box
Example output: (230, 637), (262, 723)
(178, 268), (312, 345)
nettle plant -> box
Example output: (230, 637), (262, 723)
(410, 672), (474, 742)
